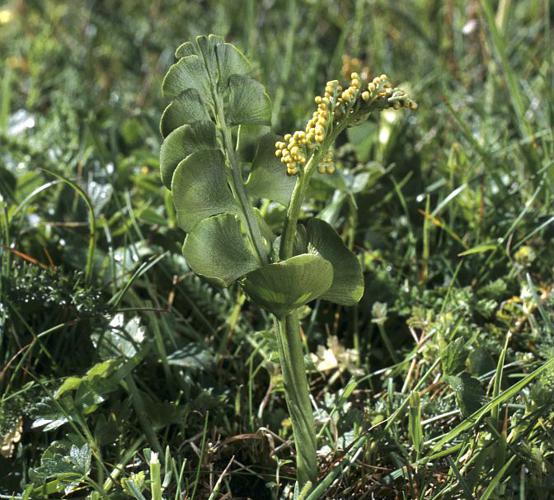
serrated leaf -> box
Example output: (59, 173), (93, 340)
(246, 134), (296, 205)
(30, 443), (80, 480)
(160, 88), (211, 137)
(162, 55), (210, 99)
(30, 442), (91, 483)
(244, 254), (333, 316)
(69, 444), (91, 475)
(171, 149), (238, 232)
(160, 121), (217, 188)
(182, 213), (259, 287)
(225, 75), (271, 126)
(32, 401), (69, 432)
(306, 219), (364, 305)
(440, 336), (468, 376)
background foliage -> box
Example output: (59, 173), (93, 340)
(1, 0), (553, 498)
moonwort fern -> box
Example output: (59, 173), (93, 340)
(159, 34), (416, 490)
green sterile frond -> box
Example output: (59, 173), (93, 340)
(160, 35), (274, 283)
(160, 89), (210, 138)
(243, 254), (333, 317)
(306, 218), (364, 305)
(170, 149), (238, 232)
(182, 213), (259, 287)
(160, 121), (217, 188)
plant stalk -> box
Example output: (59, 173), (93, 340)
(275, 313), (318, 487)
(279, 152), (319, 258)
(276, 151), (322, 488)
(279, 122), (347, 257)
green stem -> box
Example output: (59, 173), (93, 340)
(274, 118), (349, 487)
(279, 121), (348, 259)
(275, 314), (318, 487)
(103, 437), (144, 492)
(279, 152), (320, 259)
(214, 97), (268, 264)
(149, 452), (162, 500)
(275, 152), (323, 488)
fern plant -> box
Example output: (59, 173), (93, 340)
(159, 34), (416, 489)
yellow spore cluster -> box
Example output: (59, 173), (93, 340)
(341, 54), (370, 82)
(363, 74), (418, 111)
(275, 80), (341, 175)
(275, 72), (417, 175)
(318, 150), (335, 174)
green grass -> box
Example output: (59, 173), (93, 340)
(1, 0), (553, 498)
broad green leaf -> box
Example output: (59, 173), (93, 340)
(225, 75), (271, 126)
(162, 55), (210, 99)
(447, 373), (486, 417)
(175, 35), (252, 89)
(254, 208), (276, 254)
(182, 213), (259, 287)
(86, 359), (120, 378)
(160, 121), (217, 188)
(160, 88), (210, 137)
(55, 360), (120, 399)
(175, 41), (195, 58)
(468, 349), (496, 377)
(195, 34), (224, 82)
(32, 399), (69, 431)
(171, 149), (237, 232)
(97, 314), (146, 359)
(246, 134), (296, 205)
(237, 124), (272, 153)
(55, 376), (82, 399)
(306, 219), (364, 305)
(244, 254), (333, 317)
(216, 42), (252, 86)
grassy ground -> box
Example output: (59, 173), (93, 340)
(1, 0), (553, 498)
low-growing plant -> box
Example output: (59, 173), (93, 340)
(159, 34), (416, 490)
